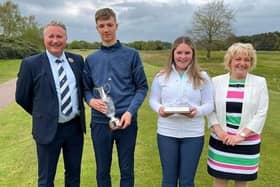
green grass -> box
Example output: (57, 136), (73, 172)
(0, 59), (21, 84)
(0, 50), (280, 186)
(0, 49), (92, 84)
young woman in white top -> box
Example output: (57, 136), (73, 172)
(149, 36), (214, 187)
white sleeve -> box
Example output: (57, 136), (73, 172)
(246, 78), (269, 134)
(149, 76), (162, 113)
(196, 72), (214, 117)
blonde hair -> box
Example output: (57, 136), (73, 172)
(159, 36), (204, 89)
(224, 42), (257, 71)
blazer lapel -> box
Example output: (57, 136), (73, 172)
(42, 52), (56, 93)
(240, 73), (251, 125)
(66, 54), (79, 84)
(65, 54), (83, 105)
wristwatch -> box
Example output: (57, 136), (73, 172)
(239, 132), (247, 138)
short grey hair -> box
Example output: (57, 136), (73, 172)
(42, 20), (67, 37)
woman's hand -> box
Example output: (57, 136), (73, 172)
(181, 107), (197, 118)
(159, 106), (174, 117)
(223, 134), (245, 146)
(212, 124), (227, 141)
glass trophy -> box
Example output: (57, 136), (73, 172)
(95, 86), (121, 130)
(164, 91), (192, 113)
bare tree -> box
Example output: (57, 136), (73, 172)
(191, 0), (234, 60)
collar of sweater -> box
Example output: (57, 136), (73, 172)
(100, 40), (121, 52)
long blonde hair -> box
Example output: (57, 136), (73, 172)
(159, 36), (205, 89)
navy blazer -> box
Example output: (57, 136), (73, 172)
(16, 52), (86, 144)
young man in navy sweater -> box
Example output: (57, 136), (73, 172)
(83, 8), (148, 187)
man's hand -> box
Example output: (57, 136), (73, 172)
(119, 111), (132, 129)
(89, 98), (106, 113)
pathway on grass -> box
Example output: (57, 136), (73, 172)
(0, 78), (16, 111)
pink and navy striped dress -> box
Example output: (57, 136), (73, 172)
(207, 79), (260, 181)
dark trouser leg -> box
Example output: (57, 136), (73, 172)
(36, 135), (62, 187)
(179, 136), (204, 187)
(62, 122), (84, 187)
(157, 134), (179, 187)
(91, 124), (113, 187)
(115, 124), (137, 187)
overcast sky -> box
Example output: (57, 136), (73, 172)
(3, 0), (280, 42)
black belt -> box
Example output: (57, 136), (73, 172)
(58, 116), (79, 126)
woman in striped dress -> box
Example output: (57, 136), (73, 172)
(207, 43), (269, 187)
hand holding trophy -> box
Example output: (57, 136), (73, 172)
(96, 86), (121, 130)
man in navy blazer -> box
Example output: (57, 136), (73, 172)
(16, 21), (85, 187)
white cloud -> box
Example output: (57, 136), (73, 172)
(5, 0), (280, 42)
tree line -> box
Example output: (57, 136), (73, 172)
(1, 0), (280, 59)
(68, 32), (280, 51)
(67, 40), (172, 50)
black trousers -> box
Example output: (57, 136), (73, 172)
(36, 117), (84, 187)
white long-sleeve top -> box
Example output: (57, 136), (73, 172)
(149, 66), (214, 138)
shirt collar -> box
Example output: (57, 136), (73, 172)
(46, 50), (67, 64)
(171, 63), (192, 75)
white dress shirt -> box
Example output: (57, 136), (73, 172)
(47, 50), (79, 123)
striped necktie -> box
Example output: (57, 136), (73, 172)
(56, 59), (73, 115)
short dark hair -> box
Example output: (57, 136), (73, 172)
(95, 8), (116, 23)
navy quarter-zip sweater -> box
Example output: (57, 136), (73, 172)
(83, 40), (148, 124)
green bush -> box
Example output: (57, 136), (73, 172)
(0, 37), (41, 59)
